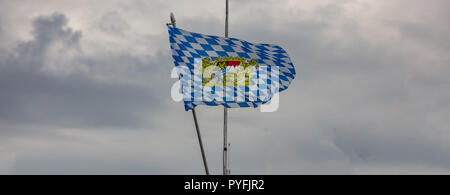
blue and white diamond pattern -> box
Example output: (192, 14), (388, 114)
(168, 26), (295, 111)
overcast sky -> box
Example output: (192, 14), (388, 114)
(0, 0), (449, 174)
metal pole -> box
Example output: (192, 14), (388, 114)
(192, 109), (210, 175)
(168, 12), (209, 175)
(225, 0), (229, 38)
(223, 108), (228, 175)
(223, 0), (230, 175)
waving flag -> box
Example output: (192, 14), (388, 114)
(168, 26), (295, 111)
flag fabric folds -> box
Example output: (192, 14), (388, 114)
(168, 26), (295, 111)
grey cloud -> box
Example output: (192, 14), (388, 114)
(98, 11), (130, 36)
(191, 0), (450, 174)
(32, 13), (82, 49)
(0, 12), (162, 129)
(0, 0), (449, 174)
(1, 13), (81, 72)
(396, 21), (450, 51)
(170, 0), (450, 174)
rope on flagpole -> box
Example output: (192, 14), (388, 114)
(168, 13), (210, 175)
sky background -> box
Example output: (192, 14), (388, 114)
(0, 0), (449, 174)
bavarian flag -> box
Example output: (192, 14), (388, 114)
(168, 26), (295, 111)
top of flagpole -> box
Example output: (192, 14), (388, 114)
(225, 0), (229, 38)
(170, 13), (176, 27)
(167, 12), (176, 27)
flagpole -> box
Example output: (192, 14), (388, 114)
(192, 108), (209, 175)
(223, 0), (230, 175)
(168, 13), (210, 175)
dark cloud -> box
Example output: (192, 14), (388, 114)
(32, 13), (82, 49)
(1, 13), (79, 72)
(0, 12), (161, 128)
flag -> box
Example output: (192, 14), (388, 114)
(168, 26), (295, 111)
